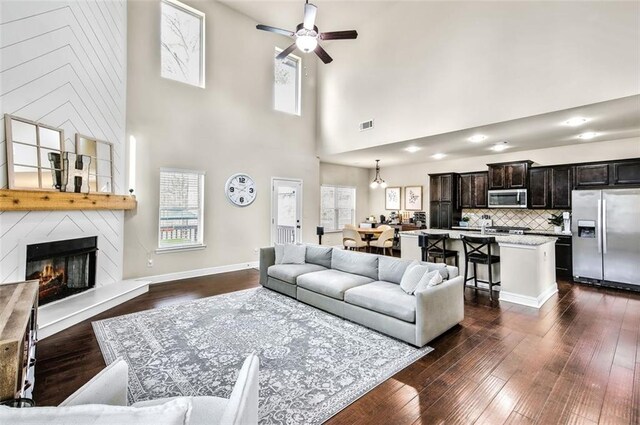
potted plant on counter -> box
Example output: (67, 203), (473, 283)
(548, 213), (564, 234)
(459, 216), (470, 227)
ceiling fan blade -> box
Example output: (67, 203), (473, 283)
(256, 24), (294, 37)
(276, 43), (298, 60)
(314, 44), (333, 64)
(320, 30), (358, 40)
(303, 3), (317, 30)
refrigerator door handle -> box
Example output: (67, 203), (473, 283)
(602, 199), (607, 254)
(597, 199), (602, 254)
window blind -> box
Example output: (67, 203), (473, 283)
(158, 169), (205, 249)
(321, 185), (356, 232)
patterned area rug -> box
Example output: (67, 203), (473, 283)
(92, 287), (432, 424)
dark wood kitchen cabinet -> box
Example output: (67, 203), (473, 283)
(555, 235), (572, 279)
(487, 161), (533, 190)
(574, 163), (609, 187)
(529, 165), (573, 209)
(429, 173), (460, 229)
(612, 159), (640, 185)
(458, 172), (488, 208)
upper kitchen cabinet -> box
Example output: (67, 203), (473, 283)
(529, 165), (573, 209)
(574, 159), (640, 188)
(458, 172), (488, 208)
(429, 173), (460, 229)
(612, 159), (640, 185)
(574, 163), (609, 187)
(487, 161), (533, 190)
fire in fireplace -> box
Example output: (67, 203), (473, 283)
(25, 237), (97, 306)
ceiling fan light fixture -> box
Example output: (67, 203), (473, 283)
(295, 35), (318, 53)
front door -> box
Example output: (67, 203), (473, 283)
(271, 178), (303, 244)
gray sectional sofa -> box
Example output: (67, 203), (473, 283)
(259, 245), (464, 347)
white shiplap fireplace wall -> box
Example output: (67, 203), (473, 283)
(0, 0), (127, 287)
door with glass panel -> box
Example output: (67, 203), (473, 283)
(271, 178), (303, 244)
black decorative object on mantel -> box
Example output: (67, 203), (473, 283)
(316, 226), (324, 245)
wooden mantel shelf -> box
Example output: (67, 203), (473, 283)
(0, 189), (137, 211)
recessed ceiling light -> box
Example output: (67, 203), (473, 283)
(577, 132), (599, 140)
(468, 134), (487, 143)
(404, 146), (421, 153)
(432, 153), (447, 160)
(490, 142), (509, 152)
(563, 117), (589, 127)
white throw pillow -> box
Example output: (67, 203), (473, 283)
(0, 398), (191, 425)
(281, 244), (306, 265)
(274, 243), (285, 264)
(415, 269), (443, 293)
(400, 261), (430, 294)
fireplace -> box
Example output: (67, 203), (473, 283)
(25, 237), (97, 306)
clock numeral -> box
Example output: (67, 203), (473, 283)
(240, 197), (245, 203)
(239, 177), (246, 184)
(229, 187), (234, 193)
(249, 188), (254, 194)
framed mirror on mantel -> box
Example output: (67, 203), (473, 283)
(75, 134), (114, 194)
(4, 114), (64, 191)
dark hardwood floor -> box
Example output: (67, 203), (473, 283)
(35, 270), (639, 424)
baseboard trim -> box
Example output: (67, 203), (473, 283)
(499, 283), (558, 309)
(140, 261), (259, 285)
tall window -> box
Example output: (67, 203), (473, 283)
(274, 48), (301, 115)
(321, 185), (356, 232)
(158, 169), (205, 250)
(161, 0), (205, 87)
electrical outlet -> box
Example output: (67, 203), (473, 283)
(147, 258), (154, 268)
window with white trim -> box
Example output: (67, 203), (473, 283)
(274, 48), (301, 115)
(158, 169), (205, 250)
(321, 185), (356, 232)
(161, 0), (205, 87)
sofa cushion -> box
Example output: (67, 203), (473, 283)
(268, 264), (327, 284)
(331, 249), (379, 280)
(297, 269), (374, 300)
(0, 398), (192, 425)
(344, 281), (417, 323)
(400, 261), (430, 295)
(378, 256), (412, 284)
(274, 243), (285, 264)
(414, 270), (444, 293)
(133, 397), (226, 425)
(305, 245), (333, 268)
(281, 244), (306, 264)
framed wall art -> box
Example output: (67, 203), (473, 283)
(385, 187), (401, 210)
(404, 186), (423, 211)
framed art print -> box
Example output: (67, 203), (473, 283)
(385, 187), (401, 210)
(404, 186), (423, 211)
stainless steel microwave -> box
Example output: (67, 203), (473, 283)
(488, 189), (528, 208)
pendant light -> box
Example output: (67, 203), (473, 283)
(370, 160), (387, 189)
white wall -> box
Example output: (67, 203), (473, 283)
(318, 1), (640, 156)
(124, 0), (319, 278)
(367, 137), (640, 217)
(0, 0), (126, 285)
(319, 162), (370, 246)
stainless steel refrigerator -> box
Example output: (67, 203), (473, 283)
(572, 188), (640, 290)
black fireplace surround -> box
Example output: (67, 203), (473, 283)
(25, 236), (97, 306)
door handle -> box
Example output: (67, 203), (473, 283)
(602, 199), (607, 254)
(596, 199), (602, 254)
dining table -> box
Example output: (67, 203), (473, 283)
(355, 227), (384, 251)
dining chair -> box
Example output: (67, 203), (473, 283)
(344, 224), (357, 230)
(342, 228), (367, 251)
(370, 228), (395, 256)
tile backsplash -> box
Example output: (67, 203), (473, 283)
(461, 209), (570, 231)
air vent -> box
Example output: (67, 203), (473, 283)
(359, 119), (374, 131)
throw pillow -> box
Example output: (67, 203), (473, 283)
(274, 243), (285, 265)
(400, 261), (430, 294)
(415, 269), (443, 293)
(281, 244), (306, 264)
(426, 262), (449, 280)
(0, 398), (191, 425)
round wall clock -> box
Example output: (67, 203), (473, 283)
(225, 173), (257, 207)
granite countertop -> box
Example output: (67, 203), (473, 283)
(400, 229), (557, 246)
(451, 226), (572, 237)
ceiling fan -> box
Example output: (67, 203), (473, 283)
(256, 0), (358, 64)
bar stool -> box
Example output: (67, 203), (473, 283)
(418, 233), (459, 267)
(460, 235), (501, 300)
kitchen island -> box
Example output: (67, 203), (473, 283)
(400, 229), (558, 308)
